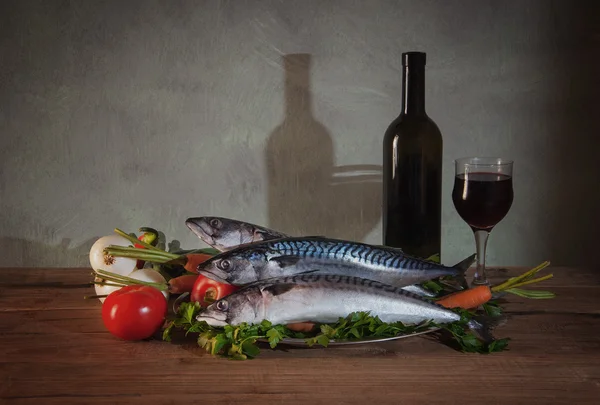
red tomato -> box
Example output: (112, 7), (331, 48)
(190, 275), (239, 307)
(102, 285), (167, 341)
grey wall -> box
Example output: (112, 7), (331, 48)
(1, 0), (599, 268)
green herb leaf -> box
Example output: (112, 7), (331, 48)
(182, 302), (200, 324)
(421, 280), (445, 294)
(266, 328), (283, 348)
(487, 338), (510, 353)
(227, 343), (242, 357)
(162, 322), (174, 342)
(316, 334), (330, 347)
(224, 325), (235, 340)
(319, 324), (337, 338)
(482, 301), (503, 317)
(229, 353), (248, 361)
(241, 340), (261, 358)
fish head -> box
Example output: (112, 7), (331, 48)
(196, 287), (264, 326)
(196, 253), (262, 286)
(186, 216), (255, 251)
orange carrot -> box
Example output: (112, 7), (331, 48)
(168, 274), (199, 294)
(286, 322), (316, 333)
(436, 285), (493, 309)
(182, 254), (214, 273)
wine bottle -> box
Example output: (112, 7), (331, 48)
(382, 51), (443, 260)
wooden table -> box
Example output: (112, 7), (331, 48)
(1, 266), (599, 404)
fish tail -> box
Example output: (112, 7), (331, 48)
(467, 314), (505, 344)
(451, 253), (477, 290)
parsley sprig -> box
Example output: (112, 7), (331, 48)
(303, 312), (435, 347)
(437, 307), (510, 353)
(162, 302), (509, 359)
(162, 302), (301, 360)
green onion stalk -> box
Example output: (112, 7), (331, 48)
(105, 228), (219, 265)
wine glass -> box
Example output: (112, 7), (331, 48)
(452, 157), (514, 286)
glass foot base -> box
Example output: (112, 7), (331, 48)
(471, 277), (490, 287)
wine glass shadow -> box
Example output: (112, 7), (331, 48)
(265, 53), (382, 241)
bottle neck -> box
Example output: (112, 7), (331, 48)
(401, 64), (426, 116)
(284, 55), (312, 117)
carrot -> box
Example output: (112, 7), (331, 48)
(182, 253), (214, 273)
(435, 261), (555, 309)
(168, 274), (199, 294)
(436, 285), (493, 309)
(286, 322), (316, 333)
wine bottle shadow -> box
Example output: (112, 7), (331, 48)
(265, 53), (381, 241)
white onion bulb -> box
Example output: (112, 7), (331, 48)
(90, 234), (138, 302)
(89, 235), (138, 275)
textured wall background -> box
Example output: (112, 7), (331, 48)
(1, 0), (599, 268)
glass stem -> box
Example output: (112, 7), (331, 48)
(472, 230), (490, 286)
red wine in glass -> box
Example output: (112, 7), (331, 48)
(452, 158), (514, 285)
(452, 172), (513, 231)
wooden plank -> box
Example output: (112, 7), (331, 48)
(0, 266), (599, 404)
(0, 268), (94, 311)
(1, 355), (599, 404)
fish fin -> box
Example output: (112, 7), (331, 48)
(260, 283), (296, 297)
(269, 255), (302, 267)
(401, 284), (438, 298)
(253, 228), (289, 240)
(373, 243), (404, 253)
(451, 253), (477, 290)
(467, 314), (508, 344)
(438, 279), (466, 293)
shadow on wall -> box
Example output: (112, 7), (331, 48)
(265, 53), (382, 241)
(543, 1), (600, 267)
(0, 237), (97, 268)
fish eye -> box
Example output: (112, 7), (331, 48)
(218, 259), (231, 270)
(210, 218), (222, 229)
(215, 300), (229, 312)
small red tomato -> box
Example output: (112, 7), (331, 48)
(190, 275), (239, 307)
(102, 285), (167, 341)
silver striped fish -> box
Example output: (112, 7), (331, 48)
(196, 272), (495, 343)
(186, 216), (287, 252)
(196, 236), (474, 290)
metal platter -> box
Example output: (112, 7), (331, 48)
(171, 292), (439, 347)
(257, 327), (439, 347)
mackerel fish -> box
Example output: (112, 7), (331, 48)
(195, 236), (475, 290)
(186, 216), (287, 252)
(195, 273), (495, 343)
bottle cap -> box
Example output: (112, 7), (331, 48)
(402, 52), (426, 66)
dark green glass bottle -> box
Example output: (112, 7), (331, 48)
(382, 52), (443, 261)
